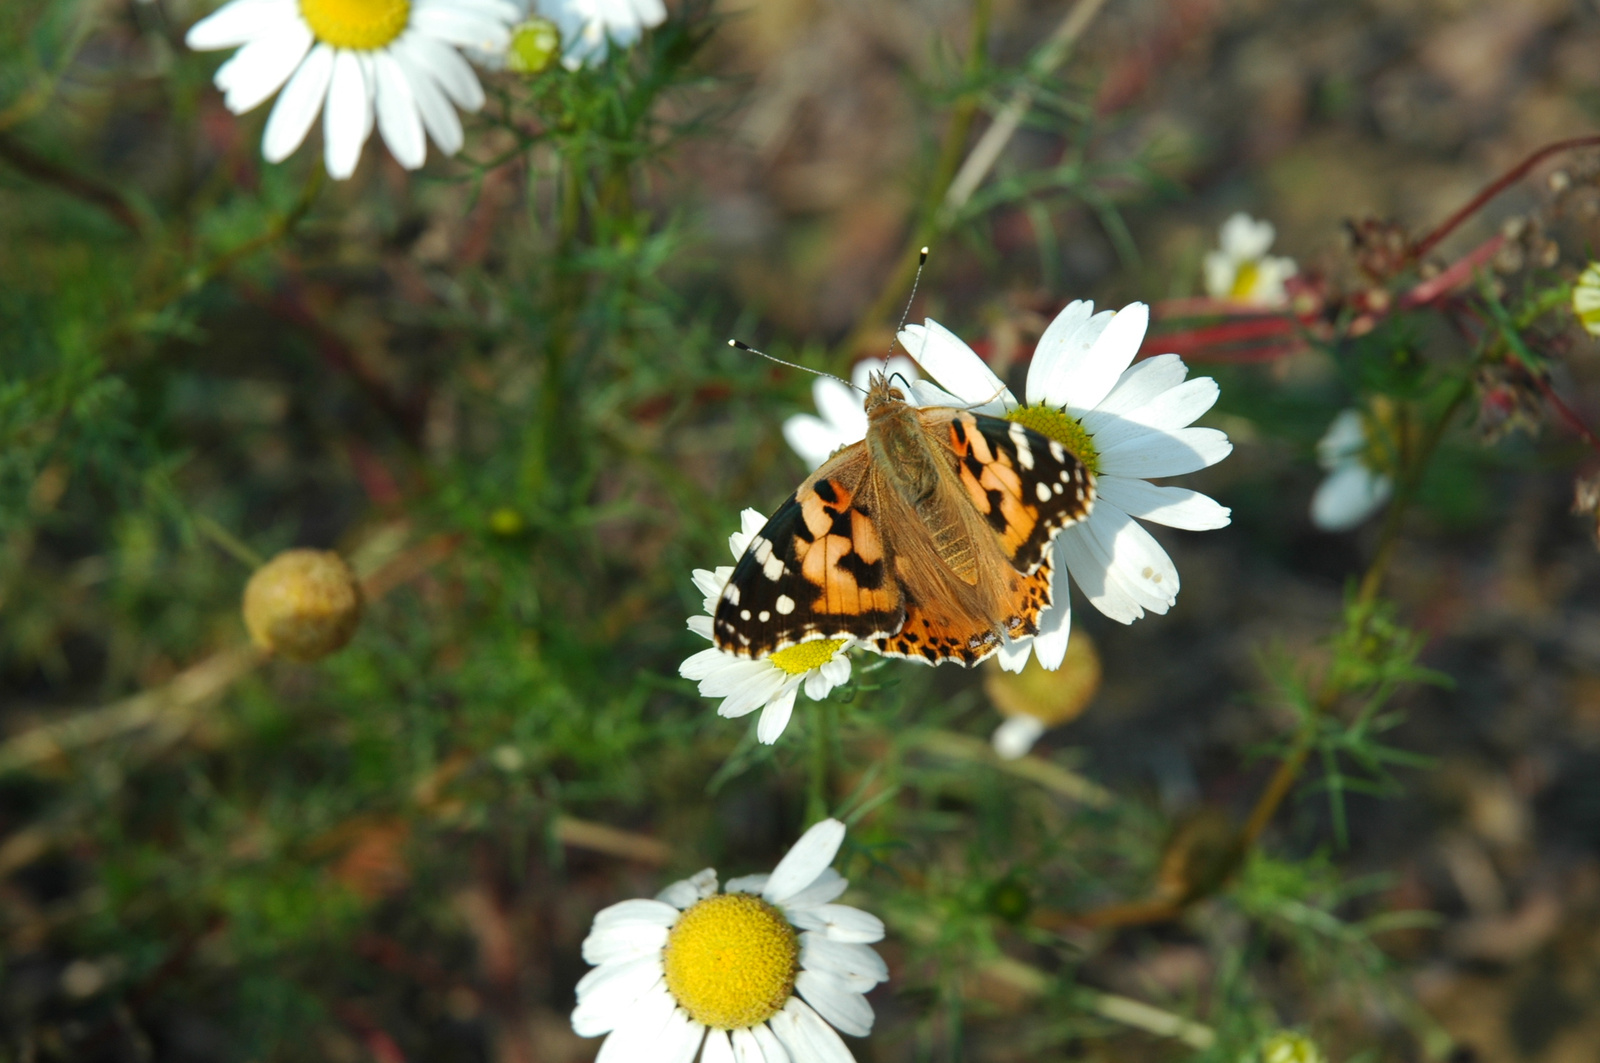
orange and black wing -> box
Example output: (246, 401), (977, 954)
(928, 409), (1095, 574)
(713, 449), (906, 658)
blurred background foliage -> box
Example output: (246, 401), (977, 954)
(7, 0), (1600, 1061)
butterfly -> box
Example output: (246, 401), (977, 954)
(712, 372), (1095, 666)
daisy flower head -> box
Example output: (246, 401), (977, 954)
(1310, 408), (1393, 533)
(1574, 262), (1600, 337)
(572, 818), (889, 1063)
(1203, 212), (1297, 306)
(681, 509), (855, 744)
(782, 356), (921, 471)
(186, 0), (520, 179)
(536, 0), (667, 69)
(899, 302), (1233, 673)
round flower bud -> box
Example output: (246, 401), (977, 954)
(242, 549), (363, 662)
(506, 18), (561, 74)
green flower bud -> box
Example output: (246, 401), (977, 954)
(506, 18), (561, 75)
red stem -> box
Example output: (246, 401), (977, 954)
(1411, 136), (1600, 262)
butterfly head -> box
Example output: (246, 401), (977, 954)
(863, 371), (909, 418)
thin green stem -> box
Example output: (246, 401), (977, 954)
(1241, 374), (1474, 849)
(807, 699), (833, 825)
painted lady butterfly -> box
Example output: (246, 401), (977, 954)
(713, 372), (1095, 666)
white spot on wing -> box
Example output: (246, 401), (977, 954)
(723, 584), (740, 605)
(775, 594), (796, 615)
(759, 610), (771, 622)
(1008, 421), (1035, 470)
(762, 555), (784, 581)
(1049, 440), (1066, 463)
(741, 609), (751, 620)
(1035, 481), (1051, 502)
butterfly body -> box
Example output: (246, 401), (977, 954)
(714, 373), (1095, 666)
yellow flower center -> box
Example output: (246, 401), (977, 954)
(506, 18), (561, 74)
(661, 893), (799, 1030)
(1229, 260), (1262, 300)
(299, 0), (411, 50)
(1004, 404), (1099, 474)
(769, 638), (847, 676)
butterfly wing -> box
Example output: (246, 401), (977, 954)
(712, 444), (906, 658)
(934, 409), (1095, 574)
(871, 409), (1094, 666)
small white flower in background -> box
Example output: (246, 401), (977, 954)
(186, 0), (519, 179)
(572, 818), (888, 1063)
(681, 509), (855, 744)
(782, 356), (921, 471)
(1574, 262), (1600, 336)
(537, 0), (667, 69)
(1203, 212), (1297, 306)
(1310, 408), (1393, 532)
(901, 301), (1233, 674)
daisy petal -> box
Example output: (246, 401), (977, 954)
(322, 49), (372, 179)
(786, 998), (858, 1062)
(594, 985), (676, 1063)
(187, 0), (296, 50)
(779, 867), (849, 910)
(801, 933), (889, 986)
(1030, 579), (1071, 670)
(1025, 300), (1094, 406)
(571, 959), (663, 1036)
(725, 873), (769, 895)
(373, 51), (426, 170)
(782, 414), (844, 472)
(763, 819), (845, 905)
(994, 634), (1031, 673)
(756, 685), (799, 743)
(1095, 476), (1231, 530)
(659, 1008), (706, 1063)
(900, 320), (1009, 408)
(1035, 303), (1147, 415)
(796, 970), (874, 1037)
(581, 921), (669, 965)
(751, 1022), (791, 1063)
(216, 20), (313, 113)
(261, 42), (333, 163)
(1084, 377), (1219, 452)
(593, 898), (680, 928)
(1097, 426), (1233, 479)
(730, 1027), (767, 1063)
(1081, 354), (1190, 428)
(703, 1029), (735, 1063)
(656, 868), (717, 909)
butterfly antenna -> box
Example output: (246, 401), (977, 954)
(885, 246), (931, 371)
(728, 340), (862, 394)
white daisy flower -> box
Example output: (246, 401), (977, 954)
(1203, 212), (1297, 306)
(1574, 262), (1600, 337)
(782, 356), (921, 471)
(186, 0), (520, 179)
(572, 818), (889, 1063)
(536, 0), (667, 70)
(1310, 409), (1393, 532)
(899, 303), (1233, 673)
(681, 509), (855, 745)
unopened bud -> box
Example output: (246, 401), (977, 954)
(506, 18), (561, 74)
(242, 549), (363, 662)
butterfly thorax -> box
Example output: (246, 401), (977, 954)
(862, 372), (979, 583)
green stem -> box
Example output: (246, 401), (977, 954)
(1240, 374), (1473, 849)
(807, 699), (833, 825)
